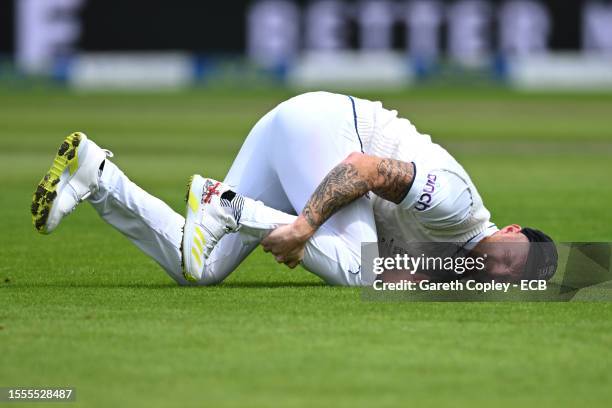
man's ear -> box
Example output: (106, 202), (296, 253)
(500, 224), (522, 234)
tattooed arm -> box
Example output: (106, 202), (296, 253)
(302, 152), (415, 230)
(261, 152), (415, 267)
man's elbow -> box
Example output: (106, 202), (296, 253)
(342, 152), (367, 167)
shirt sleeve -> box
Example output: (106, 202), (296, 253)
(399, 166), (474, 230)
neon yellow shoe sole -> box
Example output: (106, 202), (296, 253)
(31, 132), (83, 234)
(181, 175), (200, 283)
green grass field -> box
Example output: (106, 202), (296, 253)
(1, 87), (611, 407)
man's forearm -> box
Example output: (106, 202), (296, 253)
(301, 161), (370, 231)
(300, 153), (415, 233)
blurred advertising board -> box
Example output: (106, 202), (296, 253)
(3, 0), (612, 89)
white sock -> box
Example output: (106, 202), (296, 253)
(233, 195), (297, 239)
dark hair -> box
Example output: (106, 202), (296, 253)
(521, 228), (558, 280)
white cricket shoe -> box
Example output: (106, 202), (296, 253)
(181, 175), (239, 282)
(31, 132), (112, 234)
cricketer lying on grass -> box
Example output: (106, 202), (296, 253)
(31, 91), (557, 286)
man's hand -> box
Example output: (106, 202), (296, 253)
(261, 153), (414, 269)
(261, 215), (315, 268)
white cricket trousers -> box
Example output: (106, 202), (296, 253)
(88, 92), (378, 286)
